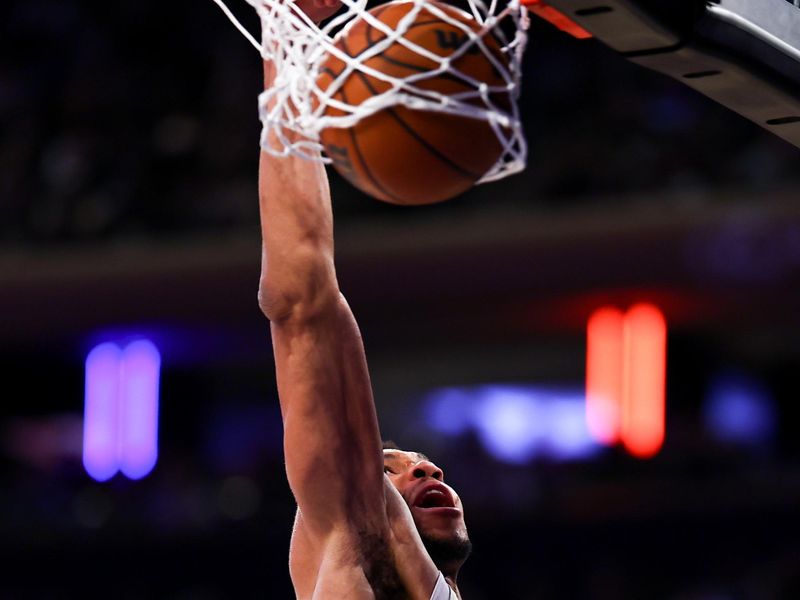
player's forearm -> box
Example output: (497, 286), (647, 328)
(258, 60), (338, 320)
(271, 296), (385, 532)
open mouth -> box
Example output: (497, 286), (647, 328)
(413, 485), (456, 510)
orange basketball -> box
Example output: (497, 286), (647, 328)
(317, 0), (510, 205)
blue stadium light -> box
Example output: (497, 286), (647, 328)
(424, 387), (474, 436)
(83, 343), (123, 482)
(471, 386), (546, 464)
(704, 372), (776, 446)
(83, 338), (161, 482)
(543, 397), (599, 460)
(424, 384), (599, 464)
(119, 340), (161, 480)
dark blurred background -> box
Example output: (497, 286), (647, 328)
(3, 0), (800, 598)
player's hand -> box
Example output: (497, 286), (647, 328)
(293, 0), (343, 23)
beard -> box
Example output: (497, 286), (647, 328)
(420, 531), (472, 567)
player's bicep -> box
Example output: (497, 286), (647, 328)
(271, 294), (385, 535)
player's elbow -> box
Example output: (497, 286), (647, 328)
(259, 286), (340, 323)
(258, 255), (340, 323)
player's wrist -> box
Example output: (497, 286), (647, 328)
(294, 0), (342, 24)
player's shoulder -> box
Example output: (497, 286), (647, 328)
(290, 506), (405, 598)
(290, 506), (389, 563)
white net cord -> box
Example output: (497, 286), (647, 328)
(213, 0), (530, 183)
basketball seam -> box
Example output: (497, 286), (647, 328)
(353, 69), (482, 180)
(365, 13), (507, 81)
(355, 18), (482, 180)
(326, 54), (408, 204)
(364, 18), (482, 90)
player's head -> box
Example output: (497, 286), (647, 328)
(382, 441), (471, 570)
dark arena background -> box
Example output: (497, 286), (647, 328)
(3, 0), (800, 598)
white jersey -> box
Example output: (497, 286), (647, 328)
(430, 572), (457, 600)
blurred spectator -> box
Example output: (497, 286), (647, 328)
(2, 0), (800, 245)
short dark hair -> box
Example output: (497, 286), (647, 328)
(382, 441), (430, 463)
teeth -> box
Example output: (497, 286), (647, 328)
(419, 489), (449, 508)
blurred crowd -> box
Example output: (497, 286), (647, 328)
(3, 1), (800, 598)
(2, 0), (800, 246)
(1, 0), (261, 244)
(3, 366), (799, 598)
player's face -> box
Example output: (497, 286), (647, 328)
(382, 449), (469, 548)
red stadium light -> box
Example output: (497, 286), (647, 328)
(622, 303), (667, 458)
(586, 304), (667, 458)
(585, 307), (624, 445)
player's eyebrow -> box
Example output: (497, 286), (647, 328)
(383, 452), (430, 463)
(383, 452), (400, 462)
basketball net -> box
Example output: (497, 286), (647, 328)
(213, 0), (530, 183)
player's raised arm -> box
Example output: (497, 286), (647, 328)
(256, 4), (386, 541)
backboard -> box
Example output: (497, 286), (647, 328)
(528, 0), (800, 149)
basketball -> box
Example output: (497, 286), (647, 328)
(317, 0), (511, 205)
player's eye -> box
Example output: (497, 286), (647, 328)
(384, 466), (395, 474)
